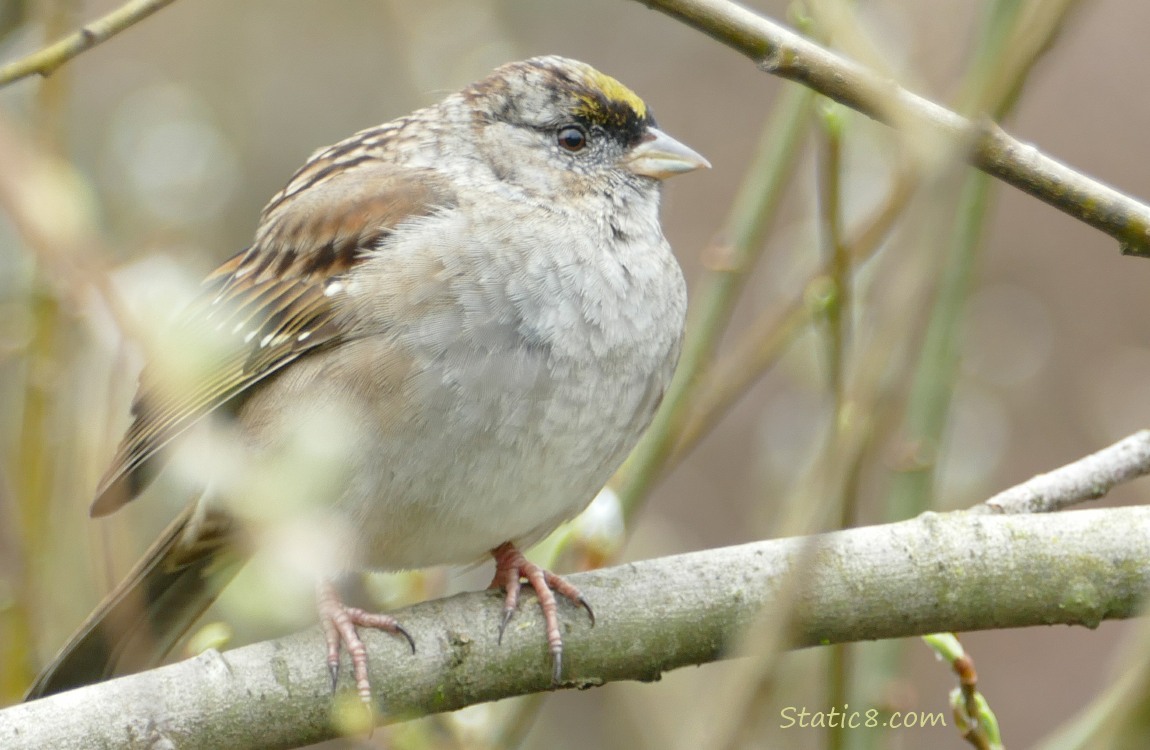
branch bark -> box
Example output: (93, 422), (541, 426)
(977, 430), (1150, 514)
(632, 0), (1150, 257)
(3, 505), (1148, 749)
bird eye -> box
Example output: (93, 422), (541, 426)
(557, 125), (587, 152)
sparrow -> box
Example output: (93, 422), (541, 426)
(26, 55), (708, 706)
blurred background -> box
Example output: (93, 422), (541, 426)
(2, 0), (1150, 748)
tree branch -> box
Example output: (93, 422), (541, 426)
(4, 505), (1148, 749)
(0, 0), (179, 87)
(632, 0), (1150, 257)
(977, 430), (1150, 514)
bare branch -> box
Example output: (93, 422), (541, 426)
(0, 0), (179, 87)
(631, 0), (1150, 256)
(975, 430), (1150, 514)
(4, 506), (1148, 749)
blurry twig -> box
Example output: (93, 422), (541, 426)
(670, 165), (915, 462)
(885, 168), (996, 519)
(816, 102), (849, 414)
(815, 99), (852, 750)
(613, 82), (815, 517)
(0, 108), (134, 701)
(0, 0), (178, 87)
(872, 4), (1079, 745)
(975, 430), (1150, 515)
(632, 0), (1150, 256)
(0, 116), (135, 340)
(886, 0), (1080, 521)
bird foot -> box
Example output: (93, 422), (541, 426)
(317, 581), (415, 707)
(488, 541), (594, 683)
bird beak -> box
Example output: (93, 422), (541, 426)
(625, 127), (710, 181)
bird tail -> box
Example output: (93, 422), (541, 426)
(24, 505), (243, 700)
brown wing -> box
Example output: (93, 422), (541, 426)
(91, 159), (455, 516)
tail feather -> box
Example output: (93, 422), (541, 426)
(24, 505), (243, 700)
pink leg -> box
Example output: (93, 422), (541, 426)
(489, 542), (594, 683)
(317, 581), (415, 707)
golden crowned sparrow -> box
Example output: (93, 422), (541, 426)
(26, 56), (707, 703)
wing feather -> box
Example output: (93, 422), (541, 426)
(91, 160), (453, 516)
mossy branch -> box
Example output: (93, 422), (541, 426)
(4, 504), (1148, 749)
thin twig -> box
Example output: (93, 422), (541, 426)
(670, 165), (916, 464)
(613, 83), (815, 516)
(976, 430), (1150, 514)
(817, 103), (849, 412)
(0, 0), (179, 87)
(816, 100), (852, 750)
(923, 634), (1003, 750)
(632, 0), (1150, 256)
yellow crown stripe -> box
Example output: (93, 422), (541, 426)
(576, 68), (647, 119)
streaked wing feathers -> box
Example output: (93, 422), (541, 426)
(91, 161), (453, 516)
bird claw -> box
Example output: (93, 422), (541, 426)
(489, 542), (594, 683)
(317, 581), (415, 707)
(498, 606), (516, 645)
(576, 596), (595, 627)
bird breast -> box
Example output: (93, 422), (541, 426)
(236, 197), (686, 571)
